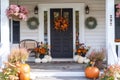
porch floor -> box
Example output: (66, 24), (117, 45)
(27, 61), (103, 80)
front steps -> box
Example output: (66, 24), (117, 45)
(28, 62), (101, 80)
(30, 70), (88, 80)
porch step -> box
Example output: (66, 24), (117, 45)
(30, 76), (92, 80)
(30, 71), (89, 80)
(30, 71), (100, 80)
(28, 62), (102, 80)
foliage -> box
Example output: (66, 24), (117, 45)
(100, 64), (120, 80)
(8, 48), (29, 63)
(0, 48), (30, 80)
(0, 62), (19, 80)
(34, 42), (49, 57)
(75, 43), (90, 57)
(88, 49), (105, 61)
(54, 16), (69, 31)
(6, 4), (29, 21)
(87, 49), (106, 69)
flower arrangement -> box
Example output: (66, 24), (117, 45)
(75, 43), (90, 57)
(116, 3), (120, 18)
(34, 42), (52, 63)
(100, 64), (120, 80)
(74, 43), (90, 64)
(34, 42), (49, 57)
(87, 49), (106, 69)
(8, 48), (29, 63)
(6, 4), (29, 21)
(54, 16), (69, 31)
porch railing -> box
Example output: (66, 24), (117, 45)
(115, 42), (120, 64)
(109, 43), (118, 65)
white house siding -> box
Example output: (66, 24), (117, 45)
(10, 0), (106, 50)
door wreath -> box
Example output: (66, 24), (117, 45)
(85, 17), (97, 29)
(27, 17), (39, 30)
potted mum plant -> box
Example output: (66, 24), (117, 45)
(74, 43), (90, 64)
(6, 4), (29, 21)
(34, 42), (52, 63)
(100, 64), (120, 80)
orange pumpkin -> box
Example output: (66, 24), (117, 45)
(77, 49), (81, 54)
(19, 64), (30, 80)
(39, 47), (46, 55)
(85, 66), (100, 79)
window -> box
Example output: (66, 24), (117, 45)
(44, 11), (48, 43)
(75, 11), (79, 45)
(12, 21), (20, 43)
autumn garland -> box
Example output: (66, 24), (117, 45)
(54, 16), (69, 31)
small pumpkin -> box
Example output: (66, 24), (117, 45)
(77, 49), (81, 54)
(39, 47), (46, 55)
(85, 66), (100, 79)
(19, 64), (30, 80)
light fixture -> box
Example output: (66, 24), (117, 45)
(85, 5), (90, 14)
(34, 6), (38, 14)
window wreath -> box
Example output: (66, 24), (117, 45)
(27, 17), (39, 30)
(85, 17), (97, 29)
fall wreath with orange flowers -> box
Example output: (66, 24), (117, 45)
(54, 16), (69, 31)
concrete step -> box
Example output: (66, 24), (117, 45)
(30, 70), (100, 80)
(30, 76), (94, 80)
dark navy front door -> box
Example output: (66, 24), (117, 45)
(50, 8), (73, 58)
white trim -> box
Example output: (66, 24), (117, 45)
(38, 3), (85, 61)
(0, 0), (10, 68)
(52, 59), (74, 62)
(106, 0), (117, 65)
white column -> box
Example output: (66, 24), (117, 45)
(0, 0), (10, 68)
(106, 0), (117, 65)
(38, 5), (44, 43)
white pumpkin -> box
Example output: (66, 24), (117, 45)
(35, 58), (41, 63)
(84, 58), (90, 63)
(77, 56), (84, 63)
(41, 58), (48, 63)
(74, 55), (80, 62)
(44, 55), (49, 59)
(47, 56), (52, 62)
(44, 55), (52, 62)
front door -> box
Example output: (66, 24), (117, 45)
(50, 8), (73, 58)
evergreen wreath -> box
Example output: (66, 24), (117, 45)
(85, 17), (97, 29)
(27, 17), (39, 30)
